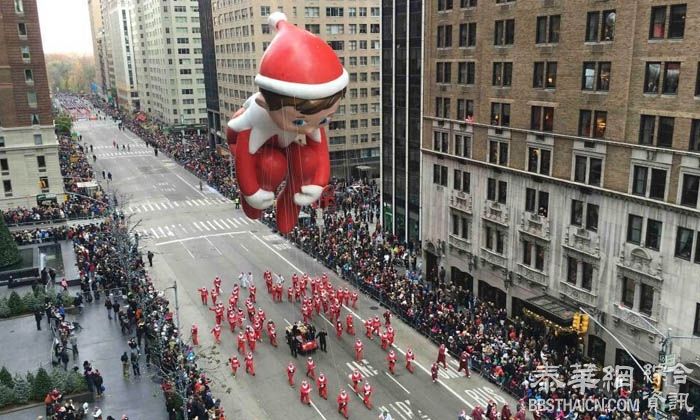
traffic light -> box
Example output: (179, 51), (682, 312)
(652, 373), (663, 392)
(572, 312), (581, 331)
(579, 314), (590, 334)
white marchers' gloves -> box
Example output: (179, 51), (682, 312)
(293, 185), (324, 206)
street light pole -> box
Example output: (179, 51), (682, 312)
(578, 307), (653, 383)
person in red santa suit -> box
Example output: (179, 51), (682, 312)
(354, 338), (363, 362)
(210, 288), (219, 306)
(246, 326), (257, 353)
(364, 319), (373, 339)
(337, 389), (349, 419)
(386, 326), (395, 347)
(197, 287), (208, 305)
(300, 379), (312, 405)
(245, 352), (255, 376)
(345, 314), (355, 335)
(349, 369), (363, 393)
(226, 12), (349, 234)
(211, 324), (222, 344)
(362, 381), (373, 409)
(237, 331), (246, 354)
(227, 308), (237, 332)
(257, 307), (266, 324)
(405, 348), (416, 373)
(316, 373), (328, 399)
(191, 324), (199, 346)
(213, 276), (222, 294)
(335, 320), (343, 339)
(210, 303), (224, 325)
(266, 320), (277, 347)
(306, 356), (317, 380)
(287, 361), (296, 386)
(372, 316), (381, 336)
(253, 319), (263, 342)
(379, 330), (389, 351)
(437, 343), (448, 368)
(287, 286), (294, 303)
(431, 362), (439, 383)
(228, 293), (237, 309)
(458, 350), (471, 377)
(249, 284), (257, 304)
(350, 291), (358, 309)
(228, 355), (240, 377)
(387, 350), (397, 375)
(236, 308), (245, 329)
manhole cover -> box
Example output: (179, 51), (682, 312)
(369, 306), (379, 310)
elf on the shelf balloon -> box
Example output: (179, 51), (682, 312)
(225, 12), (348, 234)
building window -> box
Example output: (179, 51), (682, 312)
(530, 106), (554, 132)
(488, 140), (509, 166)
(3, 180), (12, 197)
(27, 92), (37, 108)
(662, 62), (680, 94)
(37, 155), (45, 170)
(461, 0), (477, 7)
(649, 4), (686, 39)
(485, 226), (506, 254)
(533, 61), (557, 89)
(459, 22), (477, 47)
(14, 0), (23, 14)
(451, 213), (470, 239)
(39, 176), (49, 193)
(578, 109), (607, 138)
(437, 25), (453, 48)
(631, 165), (667, 200)
(328, 41), (344, 51)
(260, 6), (270, 16)
(571, 200), (599, 232)
(305, 24), (320, 35)
(694, 304), (700, 336)
(455, 134), (471, 157)
(436, 62), (452, 83)
(487, 178), (507, 204)
(527, 147), (551, 175)
(696, 62), (700, 96)
(458, 62), (475, 85)
(21, 46), (30, 62)
(645, 219), (662, 251)
(582, 62), (611, 91)
(627, 214), (643, 245)
(0, 137), (4, 148)
(621, 277), (635, 308)
(0, 159), (8, 173)
(522, 241), (545, 271)
(24, 69), (33, 84)
(435, 97), (451, 119)
(490, 102), (511, 127)
(586, 10), (616, 42)
(437, 0), (453, 11)
(433, 164), (448, 186)
(17, 22), (27, 37)
(573, 155), (603, 186)
(688, 119), (700, 152)
(453, 170), (470, 194)
(680, 173), (699, 208)
(644, 62), (661, 93)
(433, 131), (449, 152)
(536, 15), (560, 44)
(456, 99), (474, 121)
(525, 188), (549, 216)
(494, 19), (515, 46)
(639, 115), (674, 148)
(492, 62), (512, 87)
(325, 7), (343, 17)
(639, 284), (654, 316)
(674, 227), (694, 261)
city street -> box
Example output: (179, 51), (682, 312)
(78, 118), (519, 419)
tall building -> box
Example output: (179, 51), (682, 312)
(0, 0), (63, 208)
(198, 0), (220, 148)
(135, 0), (206, 127)
(421, 0), (700, 376)
(209, 2), (381, 179)
(105, 0), (140, 111)
(380, 0), (422, 243)
(87, 0), (108, 97)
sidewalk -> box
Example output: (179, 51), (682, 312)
(0, 288), (168, 420)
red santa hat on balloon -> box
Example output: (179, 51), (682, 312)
(255, 12), (349, 99)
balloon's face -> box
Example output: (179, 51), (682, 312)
(267, 100), (340, 137)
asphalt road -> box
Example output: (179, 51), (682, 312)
(76, 118), (519, 420)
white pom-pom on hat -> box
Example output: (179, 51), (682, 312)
(268, 11), (287, 30)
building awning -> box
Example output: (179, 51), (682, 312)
(524, 294), (578, 326)
(76, 181), (99, 189)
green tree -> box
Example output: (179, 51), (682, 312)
(0, 384), (15, 407)
(49, 369), (67, 393)
(0, 367), (13, 388)
(0, 212), (20, 268)
(65, 370), (87, 394)
(31, 368), (52, 401)
(7, 291), (24, 316)
(54, 113), (73, 135)
(12, 374), (30, 404)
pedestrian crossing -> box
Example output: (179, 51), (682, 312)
(93, 144), (148, 150)
(137, 216), (260, 239)
(125, 197), (232, 214)
(98, 151), (152, 158)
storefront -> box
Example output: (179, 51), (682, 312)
(478, 280), (506, 309)
(512, 295), (580, 350)
(451, 267), (473, 292)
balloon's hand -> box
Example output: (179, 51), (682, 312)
(293, 185), (323, 206)
(245, 189), (275, 209)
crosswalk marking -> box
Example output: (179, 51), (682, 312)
(150, 228), (159, 238)
(212, 220), (225, 229)
(205, 221), (216, 230)
(193, 222), (203, 232)
(226, 218), (239, 227)
(173, 201), (179, 207)
(238, 217), (249, 225)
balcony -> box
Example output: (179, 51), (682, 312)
(449, 191), (472, 214)
(480, 247), (507, 270)
(563, 226), (600, 259)
(482, 201), (509, 227)
(449, 234), (472, 255)
(516, 263), (549, 289)
(519, 212), (550, 241)
(559, 281), (597, 307)
(611, 304), (659, 337)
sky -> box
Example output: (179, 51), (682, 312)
(37, 0), (94, 56)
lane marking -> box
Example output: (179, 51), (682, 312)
(240, 244), (249, 252)
(155, 231), (247, 246)
(193, 221), (204, 232)
(150, 228), (159, 238)
(173, 201), (180, 207)
(385, 372), (411, 394)
(238, 218), (249, 225)
(206, 237), (223, 255)
(173, 172), (207, 198)
(180, 242), (195, 258)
